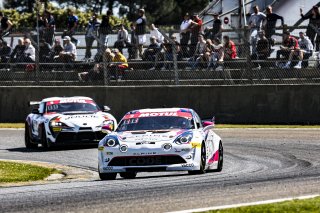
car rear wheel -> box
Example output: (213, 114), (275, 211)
(25, 124), (38, 149)
(99, 172), (117, 180)
(214, 142), (223, 172)
(188, 142), (206, 175)
(120, 172), (137, 179)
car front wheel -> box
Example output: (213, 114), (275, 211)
(25, 124), (38, 149)
(188, 142), (206, 175)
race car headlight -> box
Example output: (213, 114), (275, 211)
(103, 137), (119, 147)
(49, 117), (70, 132)
(174, 132), (193, 145)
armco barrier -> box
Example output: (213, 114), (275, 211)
(1, 85), (320, 124)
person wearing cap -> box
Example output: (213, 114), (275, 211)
(251, 30), (269, 68)
(205, 12), (222, 41)
(135, 9), (147, 58)
(108, 48), (128, 79)
(85, 13), (100, 60)
(180, 13), (191, 57)
(248, 5), (266, 54)
(283, 31), (313, 69)
(300, 5), (320, 50)
(114, 24), (128, 54)
(0, 12), (12, 41)
(276, 31), (298, 67)
(56, 36), (77, 63)
(189, 14), (203, 56)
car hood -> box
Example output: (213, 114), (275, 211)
(114, 129), (189, 143)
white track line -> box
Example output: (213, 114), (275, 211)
(167, 194), (320, 213)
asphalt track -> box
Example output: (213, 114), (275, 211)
(0, 128), (319, 213)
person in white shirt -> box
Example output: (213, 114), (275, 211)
(180, 13), (191, 57)
(114, 24), (128, 53)
(248, 5), (266, 54)
(22, 38), (35, 62)
(149, 24), (163, 43)
(56, 36), (77, 63)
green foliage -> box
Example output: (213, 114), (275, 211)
(207, 197), (320, 213)
(0, 161), (58, 183)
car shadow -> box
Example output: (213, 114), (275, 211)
(6, 145), (98, 153)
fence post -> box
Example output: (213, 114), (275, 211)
(103, 52), (109, 86)
(244, 25), (253, 84)
(173, 43), (179, 85)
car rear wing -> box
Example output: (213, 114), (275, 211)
(29, 101), (40, 107)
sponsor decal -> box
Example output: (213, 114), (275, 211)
(52, 127), (62, 132)
(181, 163), (194, 167)
(98, 146), (104, 151)
(103, 166), (113, 171)
(191, 142), (201, 148)
(174, 148), (191, 153)
(133, 152), (157, 155)
(106, 152), (113, 155)
(124, 112), (192, 119)
(47, 99), (95, 105)
(129, 157), (161, 166)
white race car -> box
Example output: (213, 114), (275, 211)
(25, 96), (117, 149)
(98, 108), (223, 180)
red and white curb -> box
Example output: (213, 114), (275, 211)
(167, 194), (320, 213)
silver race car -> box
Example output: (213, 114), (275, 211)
(25, 96), (117, 148)
(98, 108), (223, 180)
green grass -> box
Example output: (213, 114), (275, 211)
(0, 161), (58, 183)
(1, 123), (320, 129)
(206, 196), (320, 213)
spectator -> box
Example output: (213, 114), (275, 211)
(98, 10), (113, 57)
(162, 35), (181, 69)
(62, 9), (79, 46)
(127, 24), (138, 59)
(223, 35), (237, 60)
(22, 38), (35, 62)
(180, 13), (191, 57)
(150, 24), (164, 43)
(114, 24), (128, 53)
(135, 9), (147, 58)
(39, 39), (52, 62)
(0, 12), (13, 41)
(108, 48), (128, 79)
(78, 48), (115, 82)
(276, 31), (298, 66)
(265, 6), (284, 43)
(55, 36), (76, 63)
(189, 14), (203, 56)
(85, 14), (100, 60)
(43, 10), (55, 45)
(283, 31), (313, 69)
(300, 5), (320, 50)
(188, 34), (206, 69)
(0, 40), (12, 63)
(10, 38), (25, 63)
(142, 36), (161, 62)
(36, 14), (46, 40)
(205, 12), (222, 40)
(206, 38), (224, 70)
(248, 5), (266, 54)
(50, 38), (64, 61)
(251, 30), (269, 68)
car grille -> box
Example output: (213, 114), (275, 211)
(108, 155), (186, 166)
(56, 131), (106, 143)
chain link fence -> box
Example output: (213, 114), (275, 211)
(1, 26), (320, 86)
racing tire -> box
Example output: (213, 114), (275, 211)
(41, 128), (51, 149)
(120, 172), (137, 179)
(213, 142), (223, 172)
(99, 172), (117, 180)
(25, 124), (38, 149)
(188, 142), (206, 175)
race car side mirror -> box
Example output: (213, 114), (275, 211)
(103, 106), (111, 112)
(202, 121), (214, 127)
(31, 108), (40, 114)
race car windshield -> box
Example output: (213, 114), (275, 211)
(117, 116), (193, 132)
(46, 103), (99, 113)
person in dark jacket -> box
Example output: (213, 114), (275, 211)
(96, 10), (113, 61)
(265, 6), (284, 43)
(300, 5), (320, 50)
(135, 9), (147, 58)
(0, 40), (11, 63)
(39, 39), (52, 62)
(10, 38), (25, 63)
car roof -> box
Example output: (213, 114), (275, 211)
(42, 96), (93, 102)
(127, 108), (194, 114)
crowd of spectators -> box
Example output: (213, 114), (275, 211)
(0, 4), (320, 75)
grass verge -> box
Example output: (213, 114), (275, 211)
(206, 196), (320, 213)
(0, 123), (24, 128)
(0, 161), (59, 183)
